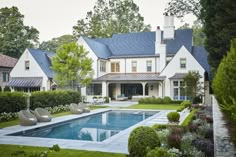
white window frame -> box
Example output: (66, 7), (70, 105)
(100, 61), (106, 72)
(111, 62), (120, 72)
(25, 60), (30, 70)
(131, 61), (137, 72)
(180, 58), (186, 69)
(146, 60), (152, 72)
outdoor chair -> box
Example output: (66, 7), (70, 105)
(78, 102), (90, 113)
(33, 108), (52, 122)
(18, 110), (37, 126)
(69, 103), (83, 114)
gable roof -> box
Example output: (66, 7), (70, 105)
(83, 29), (193, 58)
(192, 46), (210, 75)
(27, 48), (55, 78)
(0, 54), (18, 68)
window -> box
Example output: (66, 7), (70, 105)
(146, 61), (152, 72)
(173, 80), (187, 100)
(131, 61), (137, 72)
(25, 60), (30, 70)
(180, 58), (186, 68)
(173, 81), (178, 86)
(86, 84), (102, 95)
(111, 62), (120, 72)
(2, 72), (9, 82)
(100, 61), (106, 72)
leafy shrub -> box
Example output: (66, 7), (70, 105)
(0, 112), (18, 122)
(188, 123), (198, 132)
(146, 147), (173, 157)
(181, 101), (192, 108)
(181, 132), (196, 153)
(152, 124), (168, 131)
(176, 106), (185, 112)
(104, 97), (110, 103)
(0, 92), (26, 113)
(156, 129), (169, 146)
(163, 96), (172, 104)
(170, 127), (184, 136)
(181, 109), (198, 127)
(128, 126), (160, 157)
(168, 148), (182, 157)
(192, 139), (214, 157)
(167, 112), (180, 123)
(167, 133), (182, 149)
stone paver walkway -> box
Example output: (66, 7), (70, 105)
(212, 96), (236, 157)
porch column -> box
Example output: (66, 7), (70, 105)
(102, 81), (107, 97)
(141, 82), (147, 97)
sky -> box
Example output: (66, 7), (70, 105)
(0, 0), (196, 42)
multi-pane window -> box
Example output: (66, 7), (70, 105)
(180, 58), (186, 68)
(25, 60), (30, 70)
(100, 61), (106, 72)
(131, 61), (137, 72)
(146, 60), (152, 72)
(111, 62), (120, 72)
(173, 80), (186, 100)
(2, 72), (9, 82)
(86, 84), (102, 95)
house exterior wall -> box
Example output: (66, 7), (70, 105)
(160, 46), (205, 99)
(10, 49), (50, 90)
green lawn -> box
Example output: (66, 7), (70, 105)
(0, 105), (109, 129)
(0, 145), (125, 157)
(127, 104), (182, 110)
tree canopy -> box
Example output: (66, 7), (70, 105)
(52, 42), (94, 89)
(73, 0), (151, 38)
(0, 7), (39, 58)
(39, 34), (77, 52)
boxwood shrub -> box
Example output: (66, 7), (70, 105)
(138, 96), (182, 104)
(181, 100), (192, 108)
(167, 112), (180, 123)
(128, 126), (160, 157)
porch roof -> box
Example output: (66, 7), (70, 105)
(96, 73), (166, 81)
(8, 77), (43, 87)
(169, 73), (187, 79)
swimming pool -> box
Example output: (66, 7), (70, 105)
(9, 110), (157, 142)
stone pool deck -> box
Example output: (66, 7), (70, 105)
(0, 108), (189, 154)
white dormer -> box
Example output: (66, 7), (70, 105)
(163, 14), (175, 39)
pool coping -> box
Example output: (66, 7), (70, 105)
(0, 108), (188, 154)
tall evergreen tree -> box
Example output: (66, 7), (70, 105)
(73, 0), (151, 38)
(0, 7), (39, 58)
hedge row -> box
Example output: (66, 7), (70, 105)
(0, 90), (81, 113)
(138, 96), (182, 104)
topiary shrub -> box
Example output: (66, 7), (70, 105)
(163, 96), (172, 104)
(167, 112), (180, 123)
(128, 126), (160, 157)
(181, 101), (192, 108)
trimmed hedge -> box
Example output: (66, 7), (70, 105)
(128, 126), (160, 157)
(138, 96), (182, 104)
(181, 109), (198, 127)
(0, 92), (26, 113)
(0, 90), (81, 113)
(30, 90), (81, 109)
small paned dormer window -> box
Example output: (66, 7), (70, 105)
(146, 60), (152, 72)
(180, 58), (186, 68)
(25, 60), (30, 70)
(131, 61), (137, 72)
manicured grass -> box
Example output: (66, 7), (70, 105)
(0, 105), (109, 129)
(127, 104), (182, 110)
(0, 144), (125, 157)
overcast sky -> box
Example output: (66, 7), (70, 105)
(0, 0), (196, 42)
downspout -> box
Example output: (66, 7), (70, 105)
(125, 58), (126, 74)
(155, 56), (157, 73)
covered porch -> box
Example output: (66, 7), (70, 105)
(82, 73), (166, 101)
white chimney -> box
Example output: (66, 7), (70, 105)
(163, 14), (175, 39)
(155, 26), (166, 71)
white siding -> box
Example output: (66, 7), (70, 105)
(160, 46), (205, 98)
(10, 49), (49, 90)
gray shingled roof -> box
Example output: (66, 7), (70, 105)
(8, 77), (43, 87)
(84, 29), (192, 58)
(28, 48), (55, 78)
(0, 54), (18, 68)
(192, 46), (210, 76)
(169, 73), (187, 79)
(96, 73), (166, 81)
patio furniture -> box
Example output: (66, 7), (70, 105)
(33, 108), (52, 122)
(18, 110), (37, 126)
(117, 94), (128, 101)
(78, 102), (90, 113)
(69, 103), (83, 114)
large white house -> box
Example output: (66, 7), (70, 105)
(78, 15), (210, 102)
(9, 15), (210, 102)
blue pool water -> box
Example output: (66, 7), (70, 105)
(10, 110), (157, 142)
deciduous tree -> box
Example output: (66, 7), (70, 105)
(73, 0), (151, 38)
(0, 7), (39, 58)
(52, 42), (94, 90)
